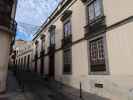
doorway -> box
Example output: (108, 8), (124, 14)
(49, 53), (55, 78)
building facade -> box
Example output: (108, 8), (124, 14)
(0, 0), (17, 93)
(14, 40), (33, 72)
(16, 0), (133, 99)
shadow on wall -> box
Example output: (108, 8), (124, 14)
(49, 78), (110, 100)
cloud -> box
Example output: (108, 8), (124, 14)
(15, 0), (60, 25)
(16, 32), (33, 41)
(15, 0), (61, 41)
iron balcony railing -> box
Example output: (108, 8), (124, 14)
(10, 18), (17, 36)
(0, 16), (17, 35)
(10, 18), (17, 46)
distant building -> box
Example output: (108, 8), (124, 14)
(0, 0), (17, 93)
(16, 0), (133, 99)
(9, 39), (28, 66)
(14, 40), (33, 72)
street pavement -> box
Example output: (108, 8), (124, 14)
(0, 71), (109, 100)
(0, 71), (72, 100)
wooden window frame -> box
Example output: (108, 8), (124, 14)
(86, 0), (104, 23)
(88, 34), (109, 75)
(63, 17), (72, 38)
(27, 54), (30, 71)
(63, 47), (72, 75)
(24, 56), (26, 71)
(50, 28), (55, 46)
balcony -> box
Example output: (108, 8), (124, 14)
(0, 0), (17, 36)
(10, 19), (17, 46)
(10, 19), (17, 35)
(84, 16), (106, 39)
(40, 50), (45, 57)
(34, 54), (38, 60)
(0, 16), (17, 34)
(62, 34), (72, 48)
(48, 44), (55, 55)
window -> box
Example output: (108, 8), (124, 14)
(19, 58), (20, 67)
(87, 0), (102, 22)
(41, 34), (45, 51)
(49, 25), (56, 46)
(24, 56), (26, 70)
(63, 19), (71, 38)
(63, 48), (72, 74)
(35, 40), (39, 55)
(50, 29), (55, 45)
(89, 37), (106, 72)
(27, 55), (30, 70)
(21, 57), (23, 71)
(16, 60), (18, 65)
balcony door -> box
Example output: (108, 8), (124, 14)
(48, 25), (56, 78)
(49, 52), (55, 78)
(40, 57), (44, 76)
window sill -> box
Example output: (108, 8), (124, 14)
(63, 72), (72, 75)
(89, 71), (109, 75)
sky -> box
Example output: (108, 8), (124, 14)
(15, 0), (61, 41)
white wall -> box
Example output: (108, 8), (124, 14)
(70, 0), (86, 41)
(55, 50), (63, 80)
(107, 22), (133, 75)
(80, 0), (133, 99)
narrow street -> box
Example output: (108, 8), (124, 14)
(0, 0), (132, 100)
(0, 71), (110, 100)
(0, 71), (71, 100)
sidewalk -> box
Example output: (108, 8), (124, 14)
(44, 79), (110, 100)
(0, 71), (34, 100)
